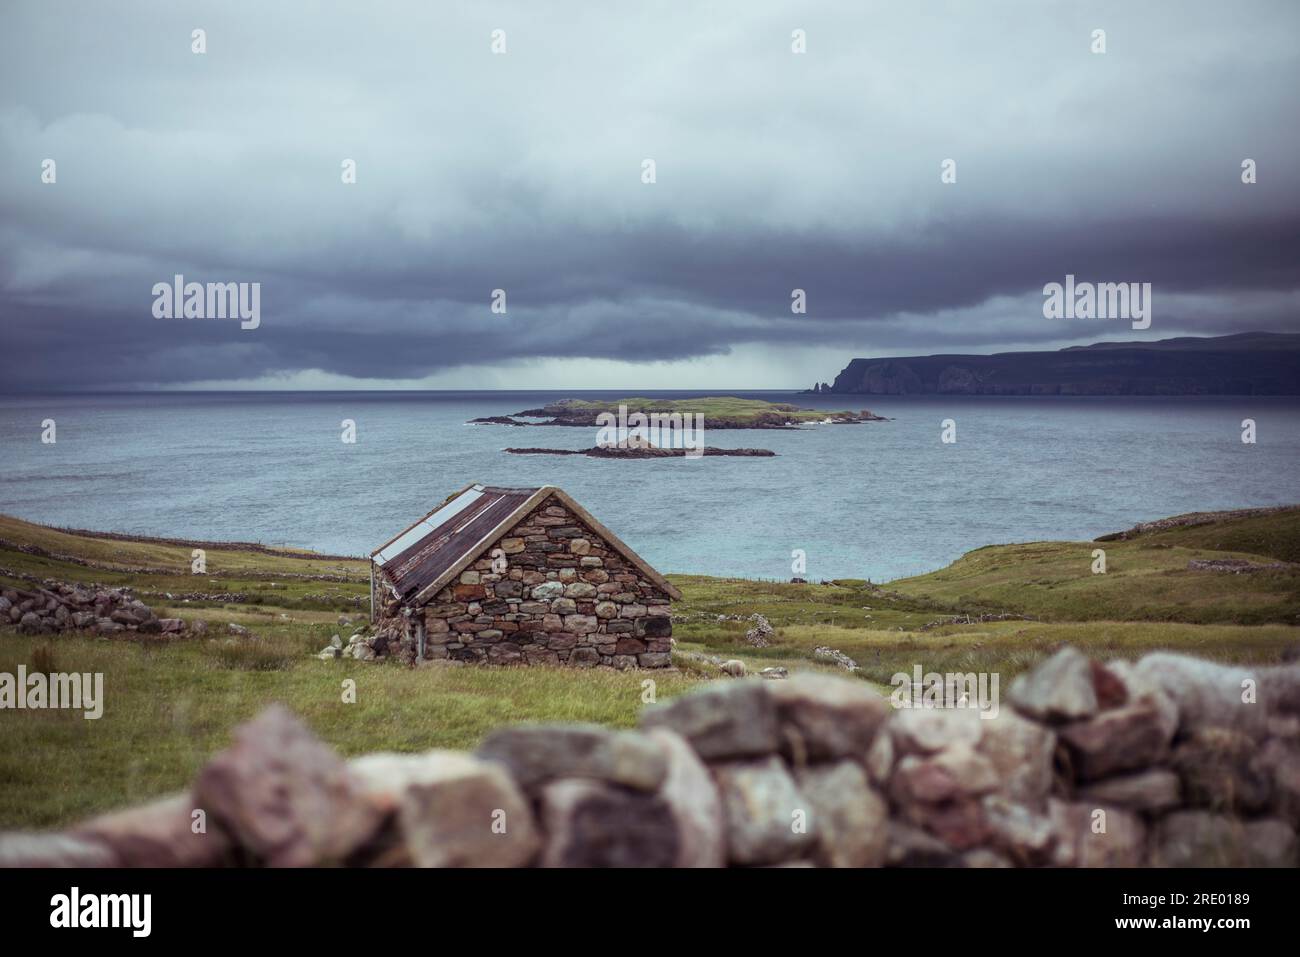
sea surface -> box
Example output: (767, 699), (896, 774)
(1, 391), (1297, 582)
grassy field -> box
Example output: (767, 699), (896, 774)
(1, 507), (1297, 828)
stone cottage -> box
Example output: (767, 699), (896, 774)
(370, 484), (680, 668)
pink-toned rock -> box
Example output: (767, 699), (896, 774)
(193, 705), (383, 867)
(1059, 697), (1173, 781)
(523, 645), (560, 666)
(1100, 659), (1179, 741)
(1133, 653), (1267, 737)
(796, 761), (888, 867)
(538, 779), (679, 867)
(563, 614), (598, 636)
(865, 729), (895, 785)
(888, 706), (983, 756)
(891, 745), (1000, 804)
(977, 709), (1056, 806)
(898, 797), (988, 851)
(74, 792), (231, 867)
(1009, 647), (1098, 723)
(1076, 769), (1181, 812)
(981, 794), (1056, 864)
(1048, 800), (1146, 868)
(646, 729), (725, 867)
(477, 724), (667, 792)
(350, 751), (539, 867)
(640, 681), (779, 759)
(768, 673), (890, 762)
(713, 756), (815, 865)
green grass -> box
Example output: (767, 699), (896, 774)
(0, 513), (370, 613)
(1125, 507), (1300, 564)
(752, 620), (1298, 687)
(0, 630), (702, 828)
(534, 396), (873, 426)
(1, 504), (1297, 828)
(888, 533), (1300, 626)
(0, 513), (366, 578)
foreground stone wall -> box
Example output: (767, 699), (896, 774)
(4, 646), (1299, 867)
(374, 496), (673, 668)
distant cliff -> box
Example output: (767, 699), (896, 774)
(814, 333), (1300, 396)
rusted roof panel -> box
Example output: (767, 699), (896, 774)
(375, 485), (541, 600)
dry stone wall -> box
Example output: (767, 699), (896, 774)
(4, 646), (1300, 868)
(374, 496), (673, 668)
(1, 583), (188, 637)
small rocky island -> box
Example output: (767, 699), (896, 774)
(470, 396), (886, 429)
(505, 446), (776, 458)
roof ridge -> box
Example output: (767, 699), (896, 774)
(371, 484), (679, 605)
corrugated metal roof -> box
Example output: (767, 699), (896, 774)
(373, 485), (542, 600)
(372, 484), (488, 567)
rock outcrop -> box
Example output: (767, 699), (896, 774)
(504, 446), (777, 458)
(821, 333), (1300, 396)
(0, 582), (183, 637)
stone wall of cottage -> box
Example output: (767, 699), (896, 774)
(376, 496), (673, 668)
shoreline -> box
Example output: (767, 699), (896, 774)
(3, 503), (1297, 588)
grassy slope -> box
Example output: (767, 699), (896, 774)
(1129, 508), (1300, 564)
(0, 514), (364, 577)
(888, 508), (1300, 625)
(538, 396), (866, 424)
(0, 514), (368, 611)
(1, 507), (1297, 828)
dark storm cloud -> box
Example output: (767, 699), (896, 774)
(1, 0), (1298, 389)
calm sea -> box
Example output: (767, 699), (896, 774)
(1, 391), (1297, 582)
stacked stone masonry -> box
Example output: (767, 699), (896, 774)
(1, 583), (186, 637)
(374, 496), (673, 669)
(5, 646), (1300, 868)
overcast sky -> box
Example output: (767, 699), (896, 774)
(2, 0), (1297, 391)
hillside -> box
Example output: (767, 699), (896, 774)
(889, 506), (1300, 625)
(818, 332), (1300, 395)
(2, 506), (1297, 828)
